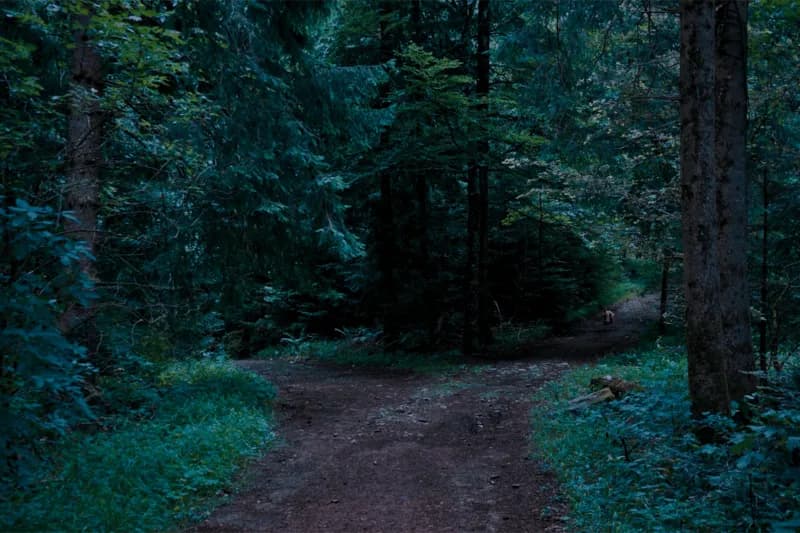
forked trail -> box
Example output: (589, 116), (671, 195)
(195, 294), (658, 532)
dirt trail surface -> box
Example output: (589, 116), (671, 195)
(195, 294), (658, 532)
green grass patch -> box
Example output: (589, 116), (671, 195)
(260, 338), (465, 374)
(532, 347), (800, 531)
(0, 358), (276, 532)
(564, 255), (660, 324)
(493, 320), (552, 351)
(565, 280), (648, 324)
(620, 257), (663, 292)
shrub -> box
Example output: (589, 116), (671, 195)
(0, 199), (95, 488)
(531, 347), (800, 531)
(259, 336), (464, 374)
(0, 358), (275, 532)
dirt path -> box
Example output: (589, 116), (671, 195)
(194, 294), (658, 532)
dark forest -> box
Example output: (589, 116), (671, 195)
(2, 1), (799, 530)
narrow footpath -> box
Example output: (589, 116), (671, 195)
(195, 294), (658, 532)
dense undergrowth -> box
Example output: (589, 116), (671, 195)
(532, 346), (800, 531)
(254, 272), (651, 374)
(0, 358), (275, 532)
(259, 336), (466, 374)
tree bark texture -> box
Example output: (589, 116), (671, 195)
(715, 0), (755, 398)
(476, 0), (492, 347)
(62, 14), (103, 359)
(680, 0), (730, 416)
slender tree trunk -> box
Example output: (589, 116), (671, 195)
(463, 165), (479, 356)
(478, 166), (490, 346)
(680, 0), (729, 416)
(759, 168), (768, 372)
(411, 0), (435, 345)
(412, 0), (422, 45)
(659, 251), (671, 335)
(1, 174), (15, 397)
(716, 0), (755, 398)
(537, 189), (544, 292)
(416, 172), (435, 343)
(461, 0), (478, 356)
(61, 14), (103, 362)
(378, 1), (397, 348)
(769, 308), (780, 368)
(378, 171), (396, 343)
(476, 0), (492, 347)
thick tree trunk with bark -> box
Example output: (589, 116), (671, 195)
(476, 0), (492, 347)
(716, 0), (755, 398)
(680, 0), (730, 416)
(62, 15), (103, 360)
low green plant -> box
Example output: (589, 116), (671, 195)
(532, 347), (800, 531)
(313, 340), (464, 374)
(493, 320), (552, 351)
(259, 337), (464, 374)
(0, 358), (275, 532)
(0, 198), (95, 487)
(565, 281), (647, 324)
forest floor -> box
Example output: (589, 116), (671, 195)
(194, 294), (659, 532)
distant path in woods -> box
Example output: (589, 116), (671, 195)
(194, 294), (658, 532)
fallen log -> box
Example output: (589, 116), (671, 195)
(589, 375), (642, 397)
(567, 387), (615, 412)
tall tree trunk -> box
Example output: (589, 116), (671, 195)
(658, 251), (671, 335)
(412, 0), (422, 45)
(538, 189), (544, 280)
(680, 0), (729, 416)
(416, 173), (434, 342)
(769, 308), (780, 367)
(461, 0), (478, 356)
(759, 168), (768, 372)
(463, 165), (479, 356)
(378, 171), (396, 344)
(716, 0), (755, 398)
(378, 1), (397, 348)
(411, 0), (435, 345)
(61, 14), (103, 362)
(476, 0), (492, 347)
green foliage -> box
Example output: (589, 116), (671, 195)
(388, 44), (473, 173)
(492, 321), (551, 353)
(620, 258), (663, 294)
(261, 336), (464, 375)
(0, 358), (275, 532)
(0, 199), (94, 487)
(3, 0), (800, 525)
(748, 0), (800, 352)
(532, 348), (800, 531)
